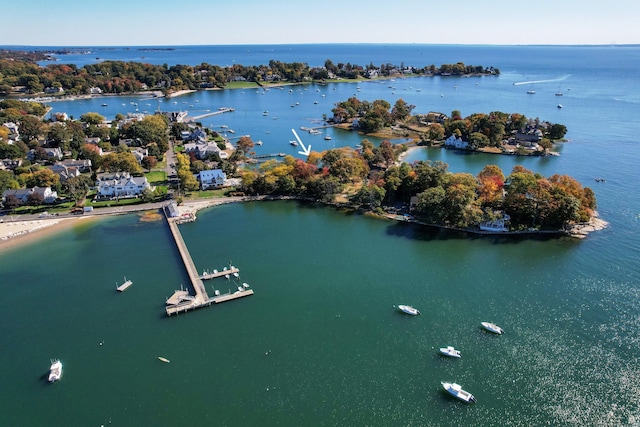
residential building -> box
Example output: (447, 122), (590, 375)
(2, 186), (58, 204)
(59, 159), (92, 173)
(49, 164), (81, 181)
(444, 134), (469, 150)
(0, 159), (23, 171)
(95, 172), (153, 198)
(197, 169), (227, 190)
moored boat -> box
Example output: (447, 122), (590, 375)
(441, 382), (476, 403)
(48, 359), (62, 382)
(397, 305), (420, 315)
(439, 346), (461, 358)
(158, 356), (170, 363)
(481, 321), (504, 334)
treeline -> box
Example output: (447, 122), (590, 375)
(331, 97), (567, 144)
(0, 50), (499, 96)
(238, 143), (595, 231)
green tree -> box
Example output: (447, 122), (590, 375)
(18, 116), (45, 145)
(25, 168), (60, 189)
(0, 170), (19, 192)
(63, 175), (93, 206)
(548, 124), (567, 140)
(80, 112), (106, 125)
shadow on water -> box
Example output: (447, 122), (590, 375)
(384, 220), (568, 244)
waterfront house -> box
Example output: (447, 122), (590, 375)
(183, 141), (221, 160)
(444, 134), (469, 150)
(95, 172), (153, 198)
(197, 169), (227, 190)
(2, 186), (58, 204)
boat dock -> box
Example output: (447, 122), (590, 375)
(116, 278), (133, 292)
(163, 205), (253, 316)
(189, 107), (234, 121)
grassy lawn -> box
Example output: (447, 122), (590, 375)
(145, 170), (167, 184)
(180, 188), (232, 200)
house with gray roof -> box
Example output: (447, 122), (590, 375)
(197, 169), (226, 190)
(95, 172), (153, 198)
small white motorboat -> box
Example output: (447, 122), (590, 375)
(48, 359), (62, 383)
(397, 305), (420, 315)
(481, 322), (504, 334)
(441, 382), (476, 403)
(158, 356), (170, 363)
(439, 346), (461, 358)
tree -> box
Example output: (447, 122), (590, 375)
(391, 98), (414, 122)
(127, 115), (169, 154)
(18, 116), (45, 145)
(548, 123), (567, 140)
(25, 168), (60, 189)
(80, 112), (105, 125)
(0, 170), (19, 192)
(101, 152), (143, 174)
(378, 140), (395, 168)
(235, 135), (254, 155)
(27, 191), (44, 206)
(427, 123), (444, 142)
(141, 155), (158, 172)
(47, 122), (72, 150)
(64, 175), (93, 205)
(3, 194), (20, 211)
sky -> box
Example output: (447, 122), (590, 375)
(4, 0), (639, 46)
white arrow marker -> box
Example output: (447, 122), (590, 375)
(292, 129), (311, 157)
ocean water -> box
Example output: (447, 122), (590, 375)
(1, 44), (640, 426)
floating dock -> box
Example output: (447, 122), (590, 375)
(163, 205), (253, 316)
(116, 278), (133, 292)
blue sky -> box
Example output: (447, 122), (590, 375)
(5, 0), (639, 46)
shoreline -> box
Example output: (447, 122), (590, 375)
(0, 193), (607, 253)
(0, 216), (92, 253)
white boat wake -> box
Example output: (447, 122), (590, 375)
(513, 74), (571, 86)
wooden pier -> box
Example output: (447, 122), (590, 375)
(163, 206), (253, 316)
(190, 107), (234, 121)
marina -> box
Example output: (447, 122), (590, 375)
(3, 44), (640, 426)
(163, 205), (253, 316)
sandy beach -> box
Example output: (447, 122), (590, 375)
(0, 198), (246, 252)
(0, 216), (91, 252)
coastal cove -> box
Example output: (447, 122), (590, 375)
(1, 44), (640, 426)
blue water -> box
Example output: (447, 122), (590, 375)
(2, 44), (640, 426)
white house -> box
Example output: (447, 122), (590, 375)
(131, 147), (149, 164)
(95, 172), (153, 198)
(2, 186), (58, 204)
(444, 134), (469, 150)
(197, 169), (226, 190)
(89, 87), (103, 94)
